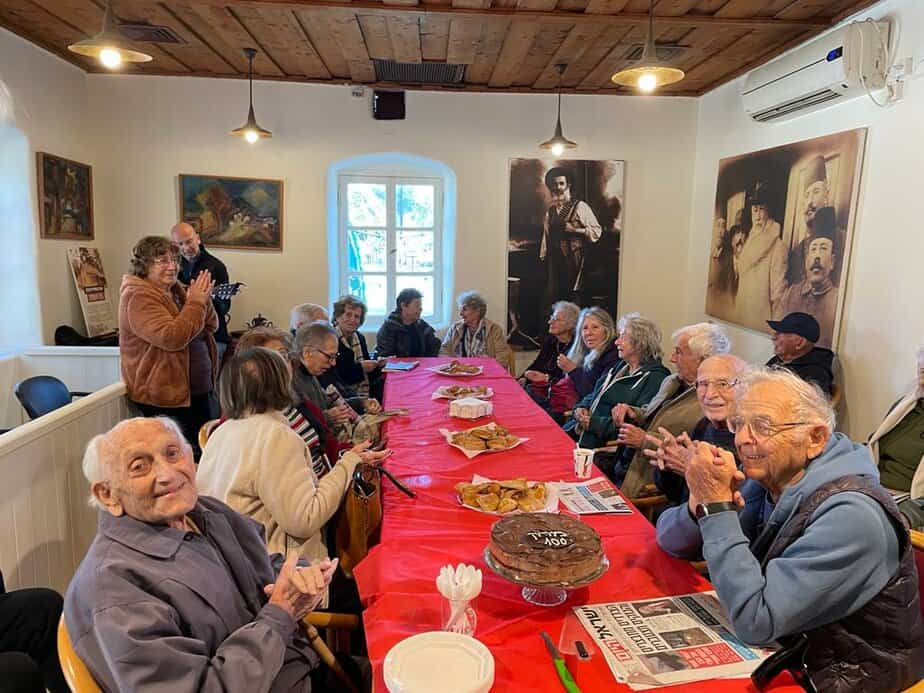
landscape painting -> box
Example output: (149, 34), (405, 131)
(179, 174), (283, 251)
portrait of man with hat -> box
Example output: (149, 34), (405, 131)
(539, 165), (602, 304)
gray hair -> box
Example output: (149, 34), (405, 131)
(289, 303), (329, 331)
(550, 301), (580, 332)
(568, 307), (616, 370)
(700, 353), (749, 378)
(294, 320), (337, 354)
(622, 316), (662, 362)
(616, 311), (641, 334)
(456, 290), (487, 320)
(736, 366), (835, 432)
(82, 417), (189, 511)
(672, 322), (730, 360)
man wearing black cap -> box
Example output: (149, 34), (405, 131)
(775, 206), (838, 347)
(539, 167), (601, 304)
(765, 312), (834, 396)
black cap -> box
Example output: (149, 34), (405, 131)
(767, 312), (820, 343)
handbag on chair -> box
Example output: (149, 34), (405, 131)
(334, 462), (415, 578)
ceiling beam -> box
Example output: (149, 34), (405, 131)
(114, 0), (832, 30)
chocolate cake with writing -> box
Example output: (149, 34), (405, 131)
(488, 513), (603, 584)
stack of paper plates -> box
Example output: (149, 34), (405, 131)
(384, 631), (495, 693)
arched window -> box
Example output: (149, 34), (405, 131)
(0, 82), (41, 348)
(327, 153), (456, 329)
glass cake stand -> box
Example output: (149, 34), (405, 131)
(483, 548), (609, 607)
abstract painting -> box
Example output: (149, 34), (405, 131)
(37, 152), (94, 240)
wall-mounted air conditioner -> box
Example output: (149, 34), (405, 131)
(741, 20), (890, 123)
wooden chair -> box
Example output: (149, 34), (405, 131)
(57, 617), (102, 693)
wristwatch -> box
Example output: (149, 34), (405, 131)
(694, 501), (738, 520)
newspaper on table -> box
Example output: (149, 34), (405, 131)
(573, 591), (776, 690)
(556, 477), (632, 515)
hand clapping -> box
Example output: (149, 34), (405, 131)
(556, 354), (576, 373)
(684, 442), (738, 506)
(187, 269), (214, 304)
(616, 423), (645, 448)
(643, 427), (696, 475)
(264, 552), (337, 621)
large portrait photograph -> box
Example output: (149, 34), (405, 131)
(507, 158), (624, 348)
(705, 129), (867, 348)
(179, 174), (283, 251)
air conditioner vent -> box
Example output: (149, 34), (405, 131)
(623, 44), (687, 62)
(752, 88), (842, 122)
(373, 60), (465, 84)
(118, 23), (186, 44)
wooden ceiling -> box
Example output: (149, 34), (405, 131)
(0, 0), (880, 96)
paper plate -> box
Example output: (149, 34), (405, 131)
(384, 631), (495, 693)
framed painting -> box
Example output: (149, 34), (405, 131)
(179, 174), (284, 251)
(37, 152), (94, 240)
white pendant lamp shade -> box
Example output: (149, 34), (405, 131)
(67, 0), (152, 69)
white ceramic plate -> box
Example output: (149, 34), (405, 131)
(384, 631), (495, 693)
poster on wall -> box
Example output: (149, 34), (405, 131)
(37, 152), (94, 240)
(67, 247), (117, 337)
(705, 128), (867, 348)
(179, 174), (283, 251)
(507, 158), (624, 348)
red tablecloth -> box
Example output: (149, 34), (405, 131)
(355, 357), (796, 692)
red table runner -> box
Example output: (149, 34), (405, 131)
(355, 357), (796, 692)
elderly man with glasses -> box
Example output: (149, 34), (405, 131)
(656, 368), (923, 693)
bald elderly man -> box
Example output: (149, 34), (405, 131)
(656, 368), (923, 692)
(172, 223), (232, 361)
(64, 417), (332, 692)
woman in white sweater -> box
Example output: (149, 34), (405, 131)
(197, 347), (389, 574)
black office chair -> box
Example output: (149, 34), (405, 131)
(14, 376), (90, 420)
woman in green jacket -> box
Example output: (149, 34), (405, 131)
(570, 316), (670, 449)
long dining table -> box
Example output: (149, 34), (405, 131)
(354, 356), (797, 692)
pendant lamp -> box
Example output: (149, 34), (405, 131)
(231, 48), (272, 144)
(67, 0), (152, 70)
(610, 0), (684, 93)
(539, 64), (577, 157)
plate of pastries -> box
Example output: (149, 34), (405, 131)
(455, 476), (557, 515)
(432, 384), (494, 400)
(431, 360), (484, 376)
(439, 422), (526, 458)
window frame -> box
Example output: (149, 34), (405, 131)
(337, 173), (444, 328)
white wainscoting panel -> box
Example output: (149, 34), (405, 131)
(0, 382), (130, 593)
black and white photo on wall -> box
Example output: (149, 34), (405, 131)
(506, 158), (624, 348)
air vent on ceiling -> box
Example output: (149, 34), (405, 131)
(751, 88), (842, 122)
(623, 43), (687, 62)
(373, 60), (465, 84)
(118, 23), (186, 44)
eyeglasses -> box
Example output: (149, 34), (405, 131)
(696, 378), (738, 392)
(727, 415), (812, 439)
(152, 256), (177, 266)
(314, 348), (338, 363)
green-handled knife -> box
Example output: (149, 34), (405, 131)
(539, 631), (582, 693)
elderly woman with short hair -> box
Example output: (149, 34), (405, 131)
(197, 348), (389, 604)
(519, 301), (579, 397)
(332, 294), (383, 399)
(289, 303), (328, 333)
(440, 290), (512, 369)
(570, 316), (670, 448)
(119, 235), (218, 459)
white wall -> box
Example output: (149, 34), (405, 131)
(0, 28), (98, 345)
(85, 75), (698, 346)
(686, 0), (924, 438)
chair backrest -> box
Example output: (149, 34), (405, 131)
(57, 617), (102, 693)
(14, 376), (72, 419)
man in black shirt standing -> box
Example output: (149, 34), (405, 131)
(172, 222), (232, 362)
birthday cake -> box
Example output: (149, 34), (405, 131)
(488, 513), (603, 584)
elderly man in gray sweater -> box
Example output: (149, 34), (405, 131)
(64, 417), (334, 692)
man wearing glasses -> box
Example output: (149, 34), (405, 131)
(656, 367), (923, 692)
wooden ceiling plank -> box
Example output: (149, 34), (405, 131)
(583, 0), (630, 13)
(653, 0), (702, 16)
(451, 0), (493, 8)
(382, 0), (419, 6)
(577, 24), (648, 89)
(119, 1), (234, 73)
(487, 18), (540, 86)
(419, 15), (450, 60)
(463, 18), (507, 82)
(714, 0), (792, 18)
(230, 4), (300, 74)
(166, 3), (250, 72)
(513, 22), (570, 85)
(255, 7), (330, 77)
(774, 0), (835, 20)
(189, 4), (284, 75)
(295, 10), (351, 76)
(691, 27), (811, 92)
(0, 3), (97, 69)
(386, 15), (422, 62)
(561, 23), (629, 86)
(446, 17), (482, 64)
(358, 14), (394, 59)
(515, 0), (557, 10)
(531, 21), (605, 87)
(327, 10), (376, 81)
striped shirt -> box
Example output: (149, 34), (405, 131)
(283, 405), (332, 478)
